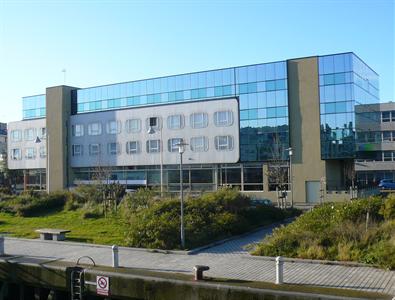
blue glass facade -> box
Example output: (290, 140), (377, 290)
(22, 95), (46, 119)
(76, 62), (289, 162)
(318, 53), (379, 159)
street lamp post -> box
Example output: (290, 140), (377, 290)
(176, 141), (188, 249)
(285, 147), (293, 208)
(147, 124), (163, 197)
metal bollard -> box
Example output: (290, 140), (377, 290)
(112, 245), (119, 268)
(0, 237), (4, 256)
(275, 256), (283, 284)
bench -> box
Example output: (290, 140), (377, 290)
(35, 229), (71, 241)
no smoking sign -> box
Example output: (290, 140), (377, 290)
(96, 276), (110, 296)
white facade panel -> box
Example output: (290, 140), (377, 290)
(7, 118), (47, 170)
(70, 98), (240, 167)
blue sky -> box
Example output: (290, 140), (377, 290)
(0, 0), (393, 122)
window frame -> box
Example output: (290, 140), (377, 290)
(168, 138), (183, 152)
(10, 130), (22, 142)
(214, 135), (234, 151)
(190, 112), (208, 129)
(214, 111), (233, 127)
(88, 122), (102, 136)
(106, 120), (121, 135)
(190, 136), (208, 152)
(25, 147), (36, 159)
(167, 114), (184, 130)
(11, 148), (21, 160)
(72, 144), (83, 156)
(89, 144), (101, 156)
(72, 124), (84, 137)
(24, 128), (36, 141)
(126, 141), (140, 154)
(146, 139), (161, 153)
(107, 142), (121, 155)
(125, 119), (141, 133)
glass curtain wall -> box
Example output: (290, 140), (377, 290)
(76, 62), (289, 162)
(318, 53), (379, 159)
(22, 95), (46, 119)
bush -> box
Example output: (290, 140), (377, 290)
(124, 188), (298, 250)
(252, 196), (395, 270)
(81, 201), (103, 219)
(380, 195), (395, 220)
(15, 191), (68, 217)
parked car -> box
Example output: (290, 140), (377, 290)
(250, 199), (273, 207)
(378, 179), (395, 190)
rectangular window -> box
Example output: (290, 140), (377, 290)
(89, 144), (101, 156)
(107, 142), (120, 155)
(383, 131), (392, 142)
(383, 151), (392, 161)
(190, 136), (208, 152)
(168, 138), (183, 152)
(190, 112), (208, 128)
(167, 115), (184, 130)
(88, 122), (102, 135)
(39, 146), (46, 158)
(215, 135), (234, 151)
(106, 120), (121, 134)
(24, 128), (36, 141)
(72, 144), (83, 156)
(72, 124), (84, 137)
(382, 112), (390, 123)
(11, 148), (21, 160)
(25, 147), (36, 159)
(39, 127), (47, 139)
(214, 111), (233, 127)
(392, 111), (395, 122)
(125, 119), (141, 133)
(146, 139), (161, 153)
(147, 117), (161, 131)
(10, 130), (22, 142)
(126, 141), (140, 154)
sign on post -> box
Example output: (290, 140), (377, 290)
(96, 276), (109, 296)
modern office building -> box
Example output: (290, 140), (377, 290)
(7, 52), (380, 203)
(0, 123), (7, 185)
(356, 102), (395, 184)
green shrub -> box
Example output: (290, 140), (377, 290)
(73, 184), (104, 204)
(252, 196), (395, 270)
(119, 188), (158, 215)
(124, 188), (298, 250)
(380, 195), (395, 220)
(81, 201), (103, 219)
(15, 191), (68, 217)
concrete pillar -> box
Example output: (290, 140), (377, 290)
(112, 245), (119, 267)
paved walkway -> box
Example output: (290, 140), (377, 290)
(195, 222), (280, 256)
(4, 236), (395, 296)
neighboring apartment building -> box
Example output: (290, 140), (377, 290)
(7, 52), (380, 204)
(0, 123), (7, 185)
(356, 102), (395, 185)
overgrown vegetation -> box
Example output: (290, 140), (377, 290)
(252, 195), (395, 269)
(0, 186), (297, 249)
(121, 188), (299, 249)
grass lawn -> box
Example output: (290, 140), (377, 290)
(0, 210), (129, 245)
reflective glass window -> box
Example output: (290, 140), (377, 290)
(214, 135), (234, 151)
(125, 119), (141, 133)
(89, 144), (101, 156)
(190, 136), (208, 152)
(72, 144), (83, 156)
(214, 111), (233, 127)
(11, 148), (21, 160)
(25, 147), (36, 159)
(126, 141), (140, 154)
(167, 114), (184, 130)
(146, 139), (161, 153)
(72, 124), (84, 137)
(190, 113), (208, 128)
(168, 138), (183, 152)
(107, 142), (121, 155)
(106, 120), (121, 134)
(88, 122), (102, 135)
